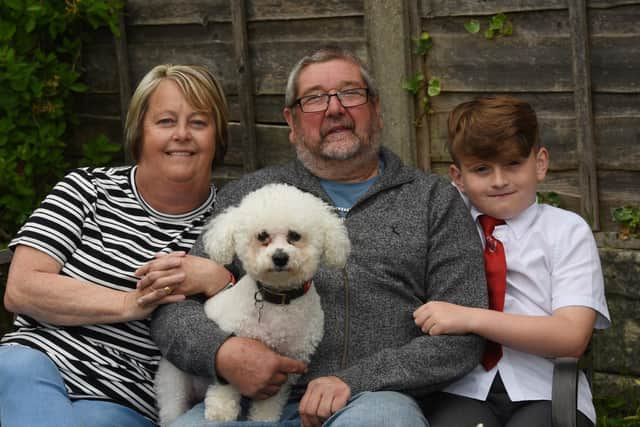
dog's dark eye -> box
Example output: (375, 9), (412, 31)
(287, 230), (301, 243)
(257, 231), (269, 242)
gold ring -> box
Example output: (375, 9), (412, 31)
(162, 286), (173, 295)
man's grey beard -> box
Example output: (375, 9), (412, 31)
(294, 126), (381, 175)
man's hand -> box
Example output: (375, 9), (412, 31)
(216, 336), (307, 400)
(299, 376), (351, 427)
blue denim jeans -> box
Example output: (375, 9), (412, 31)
(0, 345), (155, 427)
(170, 390), (428, 427)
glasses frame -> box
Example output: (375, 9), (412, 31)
(294, 88), (370, 113)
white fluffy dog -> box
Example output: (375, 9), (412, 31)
(155, 183), (351, 425)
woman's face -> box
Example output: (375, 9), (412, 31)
(138, 79), (216, 185)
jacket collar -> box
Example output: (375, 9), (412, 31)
(286, 147), (417, 208)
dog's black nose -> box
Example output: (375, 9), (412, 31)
(272, 249), (289, 268)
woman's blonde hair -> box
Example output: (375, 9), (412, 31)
(124, 64), (229, 165)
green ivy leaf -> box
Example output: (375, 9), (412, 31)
(69, 82), (88, 92)
(26, 5), (44, 13)
(0, 21), (17, 40)
(484, 28), (495, 40)
(80, 135), (121, 167)
(414, 32), (433, 56)
(427, 77), (441, 97)
(537, 191), (561, 207)
(489, 13), (507, 31)
(4, 0), (23, 12)
(402, 72), (424, 95)
(464, 20), (480, 34)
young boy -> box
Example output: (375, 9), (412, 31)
(415, 96), (610, 427)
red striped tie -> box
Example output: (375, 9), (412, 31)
(479, 215), (507, 371)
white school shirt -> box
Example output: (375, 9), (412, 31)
(444, 198), (611, 423)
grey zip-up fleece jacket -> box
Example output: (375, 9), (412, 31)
(151, 147), (488, 399)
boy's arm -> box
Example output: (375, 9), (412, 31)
(415, 302), (595, 358)
(415, 210), (608, 359)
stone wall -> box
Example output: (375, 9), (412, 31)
(593, 234), (640, 412)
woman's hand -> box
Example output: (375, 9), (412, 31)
(121, 284), (185, 321)
(135, 252), (232, 305)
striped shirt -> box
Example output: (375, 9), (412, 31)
(1, 166), (215, 422)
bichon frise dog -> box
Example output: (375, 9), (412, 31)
(155, 183), (351, 425)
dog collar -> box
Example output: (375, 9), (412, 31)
(255, 281), (312, 305)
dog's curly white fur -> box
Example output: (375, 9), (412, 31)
(155, 183), (351, 425)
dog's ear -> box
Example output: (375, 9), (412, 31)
(321, 212), (351, 269)
(202, 208), (237, 265)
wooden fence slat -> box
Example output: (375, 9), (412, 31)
(364, 0), (416, 166)
(569, 0), (600, 229)
(408, 0), (432, 171)
(231, 0), (259, 171)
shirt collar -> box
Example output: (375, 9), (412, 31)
(461, 191), (540, 240)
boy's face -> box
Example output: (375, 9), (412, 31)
(450, 147), (549, 220)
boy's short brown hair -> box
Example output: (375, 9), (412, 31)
(447, 96), (539, 165)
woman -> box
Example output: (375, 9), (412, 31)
(0, 64), (232, 427)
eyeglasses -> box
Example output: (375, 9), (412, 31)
(295, 88), (369, 113)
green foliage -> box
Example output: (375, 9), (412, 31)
(80, 134), (122, 167)
(402, 72), (424, 96)
(485, 13), (513, 39)
(403, 32), (440, 126)
(465, 13), (513, 40)
(537, 191), (562, 208)
(611, 205), (640, 240)
(595, 395), (640, 426)
(464, 19), (480, 34)
(0, 0), (123, 243)
(413, 31), (433, 56)
(405, 14), (515, 127)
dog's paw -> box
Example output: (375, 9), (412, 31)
(248, 398), (284, 422)
(204, 385), (241, 421)
(204, 399), (240, 421)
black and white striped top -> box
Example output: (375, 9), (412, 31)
(1, 166), (215, 422)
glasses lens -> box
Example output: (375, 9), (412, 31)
(300, 95), (328, 112)
(338, 89), (368, 107)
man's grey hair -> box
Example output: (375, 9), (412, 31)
(284, 46), (379, 110)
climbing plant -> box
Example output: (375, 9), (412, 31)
(0, 0), (123, 245)
(402, 32), (441, 127)
(403, 13), (513, 128)
(465, 13), (514, 39)
(611, 205), (640, 240)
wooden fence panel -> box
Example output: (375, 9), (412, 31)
(77, 0), (639, 224)
(417, 0), (640, 229)
(78, 0), (367, 182)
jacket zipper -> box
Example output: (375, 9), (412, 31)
(340, 267), (350, 369)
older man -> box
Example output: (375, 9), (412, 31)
(151, 46), (487, 427)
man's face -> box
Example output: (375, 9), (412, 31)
(450, 147), (549, 220)
(283, 59), (382, 169)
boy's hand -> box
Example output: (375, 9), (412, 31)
(413, 301), (475, 336)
